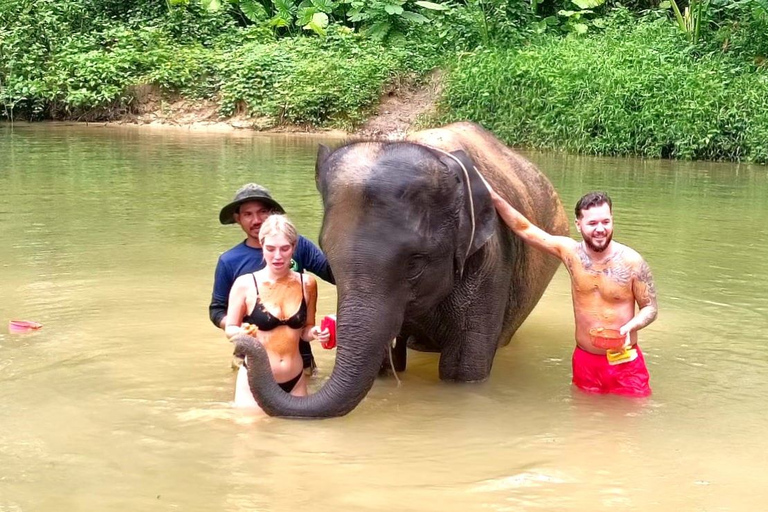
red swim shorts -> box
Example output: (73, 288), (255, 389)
(572, 345), (651, 397)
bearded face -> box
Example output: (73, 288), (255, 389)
(575, 203), (613, 253)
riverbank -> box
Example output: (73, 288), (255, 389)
(6, 3), (768, 161)
(87, 70), (443, 139)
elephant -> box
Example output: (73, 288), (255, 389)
(233, 121), (569, 418)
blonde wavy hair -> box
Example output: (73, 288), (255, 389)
(258, 214), (298, 247)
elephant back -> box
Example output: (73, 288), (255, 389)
(408, 122), (569, 342)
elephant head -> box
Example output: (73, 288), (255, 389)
(235, 139), (498, 418)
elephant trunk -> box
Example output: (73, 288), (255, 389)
(235, 294), (404, 418)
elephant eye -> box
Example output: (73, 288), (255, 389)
(406, 254), (428, 281)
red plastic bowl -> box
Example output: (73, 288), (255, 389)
(589, 327), (624, 350)
(320, 315), (337, 349)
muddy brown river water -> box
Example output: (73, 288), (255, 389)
(1, 123), (767, 511)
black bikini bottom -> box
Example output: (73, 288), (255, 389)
(240, 356), (303, 393)
(278, 370), (303, 393)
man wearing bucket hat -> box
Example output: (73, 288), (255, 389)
(209, 183), (334, 373)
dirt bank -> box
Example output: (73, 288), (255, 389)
(104, 71), (443, 138)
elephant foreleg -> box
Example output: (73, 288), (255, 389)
(438, 326), (502, 382)
(434, 268), (510, 382)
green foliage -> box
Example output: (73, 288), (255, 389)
(404, 0), (535, 52)
(533, 0), (608, 35)
(711, 0), (768, 61)
(343, 0), (428, 41)
(438, 16), (768, 162)
(0, 0), (434, 127)
(217, 29), (430, 127)
(661, 0), (707, 43)
(7, 0), (768, 163)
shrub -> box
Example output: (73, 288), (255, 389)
(217, 29), (429, 127)
(438, 16), (768, 162)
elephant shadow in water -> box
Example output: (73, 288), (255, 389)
(234, 121), (569, 418)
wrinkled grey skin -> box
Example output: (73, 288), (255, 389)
(233, 122), (569, 418)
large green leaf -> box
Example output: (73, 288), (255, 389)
(297, 6), (317, 25)
(269, 15), (290, 27)
(303, 12), (329, 35)
(366, 20), (392, 40)
(240, 0), (267, 22)
(310, 0), (335, 13)
(274, 0), (297, 16)
(571, 0), (604, 8)
(572, 22), (588, 34)
(401, 10), (429, 23)
(201, 0), (222, 12)
(348, 9), (368, 22)
(414, 1), (449, 10)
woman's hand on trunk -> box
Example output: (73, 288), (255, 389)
(226, 322), (258, 340)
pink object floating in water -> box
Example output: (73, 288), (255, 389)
(8, 320), (43, 333)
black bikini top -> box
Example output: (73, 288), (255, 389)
(242, 273), (307, 331)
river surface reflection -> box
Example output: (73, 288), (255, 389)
(1, 123), (767, 511)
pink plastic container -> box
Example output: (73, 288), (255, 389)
(320, 315), (337, 349)
(9, 320), (43, 333)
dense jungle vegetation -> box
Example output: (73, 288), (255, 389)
(3, 0), (768, 161)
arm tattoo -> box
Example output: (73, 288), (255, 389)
(632, 260), (658, 329)
(635, 261), (657, 305)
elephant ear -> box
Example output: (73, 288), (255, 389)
(437, 150), (497, 277)
(315, 144), (332, 191)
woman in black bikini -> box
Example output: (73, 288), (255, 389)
(225, 215), (330, 409)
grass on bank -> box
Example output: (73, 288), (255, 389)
(437, 16), (768, 163)
(1, 17), (437, 129)
(6, 3), (768, 163)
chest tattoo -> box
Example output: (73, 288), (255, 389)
(576, 245), (632, 285)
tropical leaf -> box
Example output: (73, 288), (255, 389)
(414, 1), (449, 10)
(303, 11), (329, 35)
(312, 11), (329, 26)
(366, 20), (392, 40)
(401, 11), (429, 23)
(310, 0), (335, 13)
(384, 4), (404, 15)
(572, 22), (588, 34)
(348, 10), (368, 22)
(297, 6), (317, 25)
(533, 19), (548, 33)
(240, 0), (268, 22)
(269, 15), (291, 27)
(201, 0), (222, 12)
(571, 0), (604, 8)
(274, 0), (297, 17)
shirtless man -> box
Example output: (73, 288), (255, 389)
(488, 188), (658, 397)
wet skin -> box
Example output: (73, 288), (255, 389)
(491, 200), (658, 355)
(226, 232), (321, 400)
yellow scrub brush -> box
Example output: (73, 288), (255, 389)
(606, 347), (638, 365)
